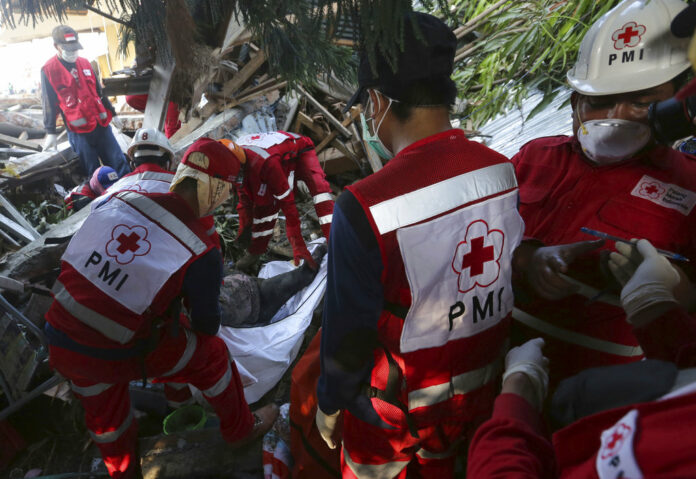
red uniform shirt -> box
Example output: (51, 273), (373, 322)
(468, 308), (696, 479)
(512, 136), (696, 384)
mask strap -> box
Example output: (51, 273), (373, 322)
(369, 89), (394, 136)
(576, 108), (589, 136)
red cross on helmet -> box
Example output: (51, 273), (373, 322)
(567, 0), (691, 96)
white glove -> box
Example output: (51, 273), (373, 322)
(42, 133), (58, 151)
(608, 239), (642, 286)
(315, 407), (341, 449)
(502, 338), (549, 409)
(610, 239), (680, 322)
(111, 116), (124, 130)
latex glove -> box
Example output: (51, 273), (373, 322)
(42, 133), (58, 151)
(526, 239), (604, 300)
(289, 235), (317, 270)
(111, 116), (124, 130)
(609, 239), (680, 323)
(607, 240), (642, 286)
(502, 338), (549, 410)
(315, 407), (341, 449)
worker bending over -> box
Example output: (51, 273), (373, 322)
(44, 138), (277, 478)
(230, 131), (334, 270)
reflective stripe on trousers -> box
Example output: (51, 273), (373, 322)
(161, 329), (198, 377)
(202, 365), (232, 398)
(90, 409), (134, 444)
(252, 229), (274, 238)
(253, 212), (280, 224)
(71, 381), (112, 397)
(343, 446), (409, 479)
(407, 355), (503, 411)
(512, 308), (644, 357)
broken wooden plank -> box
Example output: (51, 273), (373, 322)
(0, 194), (39, 240)
(229, 81), (287, 108)
(221, 51), (267, 98)
(296, 85), (352, 138)
(0, 133), (40, 152)
(297, 112), (325, 138)
(315, 108), (360, 153)
(168, 117), (204, 145)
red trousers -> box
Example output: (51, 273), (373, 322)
(247, 149), (333, 255)
(49, 328), (253, 478)
(125, 94), (181, 138)
(340, 410), (467, 479)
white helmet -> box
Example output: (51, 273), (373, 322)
(567, 0), (691, 96)
(127, 127), (174, 160)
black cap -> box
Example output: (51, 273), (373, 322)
(672, 3), (696, 38)
(345, 12), (457, 111)
(52, 25), (83, 51)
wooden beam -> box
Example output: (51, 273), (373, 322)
(296, 85), (353, 138)
(221, 52), (267, 97)
(297, 112), (324, 137)
(0, 133), (40, 151)
(315, 107), (360, 153)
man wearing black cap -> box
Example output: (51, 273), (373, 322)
(315, 12), (525, 477)
(41, 25), (130, 177)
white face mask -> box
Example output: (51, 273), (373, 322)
(576, 116), (651, 165)
(60, 49), (79, 63)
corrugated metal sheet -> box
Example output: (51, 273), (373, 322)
(473, 88), (574, 158)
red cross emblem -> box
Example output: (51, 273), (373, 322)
(612, 22), (646, 50)
(106, 224), (151, 265)
(600, 422), (632, 459)
(451, 220), (505, 293)
(639, 181), (665, 200)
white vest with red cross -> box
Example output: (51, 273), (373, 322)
(42, 56), (112, 134)
(46, 191), (213, 349)
(347, 130), (524, 433)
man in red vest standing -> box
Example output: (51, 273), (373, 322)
(315, 12), (525, 478)
(41, 25), (130, 177)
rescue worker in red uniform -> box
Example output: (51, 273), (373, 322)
(230, 131), (334, 271)
(64, 165), (119, 211)
(511, 0), (696, 388)
(41, 25), (130, 178)
(314, 13), (525, 478)
(468, 239), (696, 478)
(44, 138), (278, 478)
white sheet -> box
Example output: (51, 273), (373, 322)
(217, 239), (327, 403)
